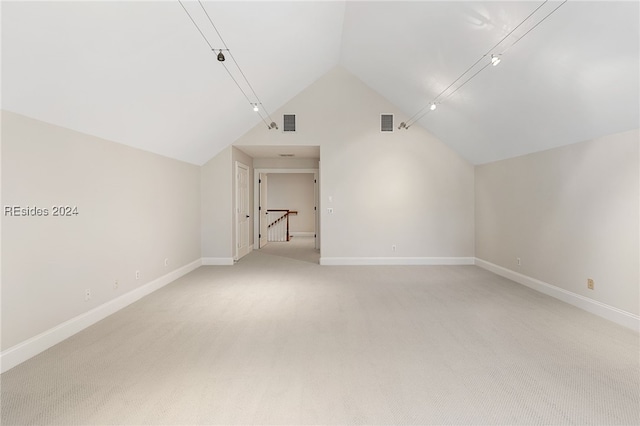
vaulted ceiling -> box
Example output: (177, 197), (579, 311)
(2, 1), (638, 165)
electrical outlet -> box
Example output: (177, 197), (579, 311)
(587, 278), (594, 290)
(516, 257), (521, 266)
(85, 289), (91, 301)
(114, 280), (119, 290)
(392, 245), (396, 251)
(164, 258), (169, 267)
(135, 270), (140, 280)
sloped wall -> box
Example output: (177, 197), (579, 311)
(232, 67), (475, 263)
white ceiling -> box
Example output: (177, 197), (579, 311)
(2, 1), (638, 165)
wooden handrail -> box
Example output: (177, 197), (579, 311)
(266, 209), (298, 241)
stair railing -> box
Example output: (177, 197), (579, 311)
(266, 210), (297, 242)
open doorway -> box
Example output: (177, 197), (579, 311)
(254, 168), (319, 264)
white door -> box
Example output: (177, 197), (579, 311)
(236, 162), (251, 260)
(314, 172), (320, 250)
(259, 173), (268, 248)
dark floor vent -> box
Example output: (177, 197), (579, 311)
(283, 114), (296, 132)
(381, 114), (394, 132)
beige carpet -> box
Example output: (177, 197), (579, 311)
(258, 236), (320, 264)
(1, 247), (639, 425)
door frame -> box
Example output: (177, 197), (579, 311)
(253, 168), (320, 252)
(258, 172), (268, 249)
(235, 161), (251, 261)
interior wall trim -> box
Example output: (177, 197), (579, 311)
(319, 257), (475, 266)
(475, 258), (639, 331)
(0, 259), (202, 373)
(202, 257), (235, 266)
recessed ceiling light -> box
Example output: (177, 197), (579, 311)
(279, 154), (295, 157)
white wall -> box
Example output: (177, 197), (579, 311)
(200, 147), (254, 263)
(267, 173), (315, 233)
(201, 146), (233, 263)
(1, 111), (201, 352)
(253, 158), (319, 169)
(232, 67), (475, 264)
(475, 129), (639, 317)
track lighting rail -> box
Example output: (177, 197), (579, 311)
(400, 0), (567, 130)
(179, 0), (278, 129)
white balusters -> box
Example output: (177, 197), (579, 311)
(267, 211), (288, 242)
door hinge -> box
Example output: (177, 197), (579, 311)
(259, 206), (262, 210)
(259, 233), (261, 239)
(314, 179), (317, 183)
(259, 179), (262, 183)
(314, 206), (317, 210)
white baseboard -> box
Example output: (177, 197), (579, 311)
(475, 258), (639, 331)
(202, 257), (234, 266)
(291, 232), (315, 237)
(320, 257), (475, 266)
(0, 259), (202, 373)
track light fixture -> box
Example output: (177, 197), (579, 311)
(179, 0), (277, 130)
(399, 0), (567, 130)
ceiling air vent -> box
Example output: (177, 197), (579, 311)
(283, 114), (296, 132)
(381, 114), (394, 132)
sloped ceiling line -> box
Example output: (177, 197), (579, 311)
(2, 1), (638, 165)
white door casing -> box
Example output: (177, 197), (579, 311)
(314, 170), (319, 250)
(259, 173), (268, 248)
(235, 162), (250, 260)
(253, 168), (319, 253)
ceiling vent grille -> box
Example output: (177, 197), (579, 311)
(283, 114), (296, 132)
(381, 114), (394, 132)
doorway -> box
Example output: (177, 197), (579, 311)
(254, 168), (320, 261)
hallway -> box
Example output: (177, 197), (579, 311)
(256, 236), (319, 264)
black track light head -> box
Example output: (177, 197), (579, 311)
(217, 51), (225, 61)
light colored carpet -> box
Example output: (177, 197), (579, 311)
(1, 248), (639, 425)
(257, 236), (320, 264)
